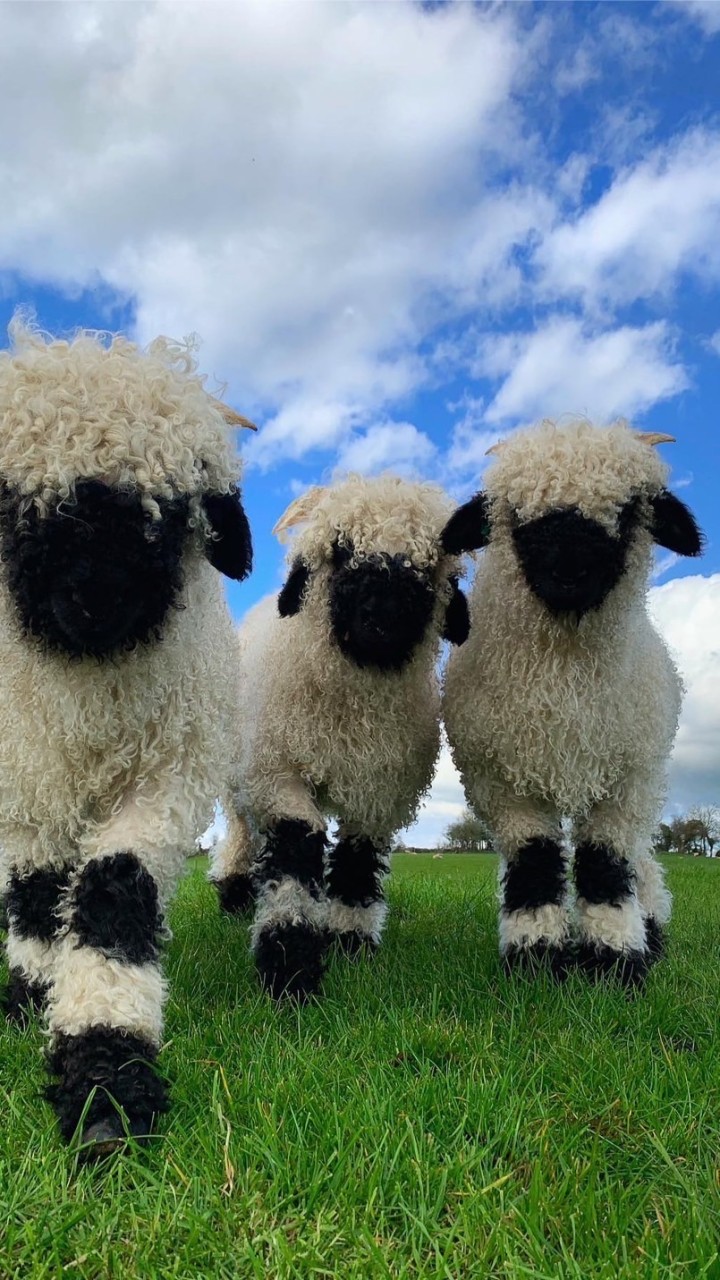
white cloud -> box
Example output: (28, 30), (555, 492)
(649, 573), (720, 810)
(402, 742), (466, 849)
(475, 317), (688, 427)
(537, 129), (720, 310)
(0, 0), (543, 462)
(334, 421), (436, 478)
(709, 330), (720, 356)
(664, 0), (720, 34)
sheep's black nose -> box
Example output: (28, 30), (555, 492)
(512, 506), (636, 619)
(329, 554), (435, 671)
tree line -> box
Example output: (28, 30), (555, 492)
(652, 807), (720, 857)
(441, 806), (720, 857)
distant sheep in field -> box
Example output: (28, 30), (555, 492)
(212, 474), (470, 1000)
(442, 420), (703, 986)
(0, 320), (253, 1156)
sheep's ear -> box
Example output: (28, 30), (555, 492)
(202, 489), (253, 580)
(273, 486), (327, 544)
(649, 489), (703, 556)
(442, 577), (470, 646)
(441, 493), (491, 555)
(278, 560), (310, 617)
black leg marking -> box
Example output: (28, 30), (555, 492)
(47, 1026), (169, 1154)
(72, 853), (161, 964)
(502, 837), (566, 913)
(253, 820), (328, 1001)
(253, 819), (326, 896)
(645, 916), (666, 962)
(6, 867), (70, 940)
(215, 873), (255, 916)
(574, 841), (635, 905)
(575, 945), (650, 989)
(3, 968), (48, 1023)
(254, 923), (328, 1002)
(573, 842), (647, 987)
(326, 834), (388, 955)
(326, 835), (387, 907)
(502, 837), (570, 978)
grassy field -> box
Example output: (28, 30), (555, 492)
(2, 853), (720, 1279)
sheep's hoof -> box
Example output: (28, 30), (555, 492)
(332, 930), (379, 959)
(215, 873), (255, 916)
(576, 943), (649, 988)
(76, 1115), (152, 1163)
(255, 922), (327, 1001)
(503, 942), (571, 981)
(644, 917), (666, 963)
(3, 970), (47, 1024)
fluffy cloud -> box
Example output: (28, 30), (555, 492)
(0, 0), (539, 462)
(474, 317), (688, 428)
(402, 742), (466, 850)
(665, 0), (720, 34)
(537, 129), (720, 310)
(334, 421), (436, 478)
(649, 573), (720, 812)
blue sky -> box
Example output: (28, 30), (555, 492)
(0, 0), (717, 841)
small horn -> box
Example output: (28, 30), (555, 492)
(634, 431), (675, 446)
(484, 440), (505, 457)
(210, 397), (257, 430)
(272, 485), (327, 543)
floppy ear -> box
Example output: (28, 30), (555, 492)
(441, 493), (491, 555)
(442, 576), (470, 646)
(649, 490), (703, 557)
(202, 489), (253, 580)
(278, 560), (310, 617)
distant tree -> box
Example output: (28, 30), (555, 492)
(652, 823), (673, 854)
(444, 809), (492, 852)
(653, 810), (720, 856)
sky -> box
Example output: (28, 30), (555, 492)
(0, 0), (717, 846)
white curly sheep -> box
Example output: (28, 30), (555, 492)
(442, 420), (703, 985)
(212, 474), (470, 999)
(0, 319), (253, 1155)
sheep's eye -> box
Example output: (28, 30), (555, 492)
(332, 538), (353, 569)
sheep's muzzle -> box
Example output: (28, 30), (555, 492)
(329, 552), (435, 671)
(0, 480), (191, 657)
(511, 502), (638, 619)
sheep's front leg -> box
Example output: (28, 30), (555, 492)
(45, 794), (188, 1156)
(572, 786), (661, 987)
(47, 850), (170, 1154)
(482, 788), (570, 977)
(326, 827), (389, 955)
(251, 798), (328, 1002)
(209, 797), (257, 916)
(3, 839), (70, 1023)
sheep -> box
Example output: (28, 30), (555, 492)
(441, 420), (703, 986)
(0, 319), (253, 1155)
(211, 474), (471, 1000)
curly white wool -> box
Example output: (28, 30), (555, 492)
(0, 318), (239, 518)
(0, 323), (244, 1044)
(443, 420), (681, 948)
(231, 475), (458, 846)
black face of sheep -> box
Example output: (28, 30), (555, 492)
(0, 479), (252, 657)
(279, 539), (438, 672)
(443, 487), (703, 620)
(511, 501), (639, 618)
(329, 542), (436, 670)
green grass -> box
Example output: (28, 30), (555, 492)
(2, 854), (720, 1279)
